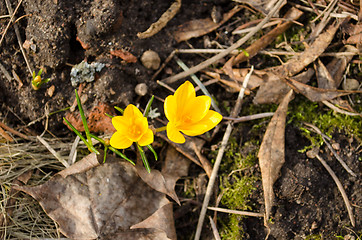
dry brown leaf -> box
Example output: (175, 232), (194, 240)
(58, 152), (100, 178)
(64, 103), (116, 134)
(315, 58), (336, 89)
(131, 203), (176, 240)
(235, 0), (286, 15)
(253, 22), (341, 104)
(271, 22), (339, 78)
(284, 77), (362, 102)
(258, 89), (294, 221)
(110, 49), (137, 63)
(253, 68), (314, 104)
(225, 7), (303, 66)
(135, 146), (190, 205)
(173, 6), (241, 42)
(14, 154), (176, 240)
(326, 45), (358, 87)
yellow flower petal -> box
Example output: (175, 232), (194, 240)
(174, 81), (195, 115)
(166, 122), (185, 143)
(123, 104), (143, 120)
(110, 131), (133, 149)
(112, 116), (129, 133)
(184, 95), (211, 123)
(138, 128), (154, 146)
(164, 95), (177, 122)
(181, 110), (222, 136)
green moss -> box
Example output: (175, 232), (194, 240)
(220, 214), (244, 240)
(210, 136), (259, 239)
(288, 96), (362, 152)
(305, 234), (322, 240)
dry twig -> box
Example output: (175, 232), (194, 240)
(161, 0), (285, 84)
(304, 123), (357, 177)
(194, 66), (254, 240)
(4, 0), (32, 76)
(36, 136), (69, 168)
(315, 154), (355, 227)
(207, 206), (264, 217)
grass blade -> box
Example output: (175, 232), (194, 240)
(75, 89), (92, 145)
(137, 144), (150, 173)
(146, 144), (158, 161)
(63, 117), (99, 154)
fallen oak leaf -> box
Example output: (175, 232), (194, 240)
(258, 89), (294, 221)
(13, 154), (175, 240)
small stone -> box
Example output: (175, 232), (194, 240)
(331, 142), (340, 150)
(141, 50), (160, 70)
(135, 83), (148, 96)
(47, 85), (55, 97)
(343, 78), (360, 90)
(306, 146), (319, 159)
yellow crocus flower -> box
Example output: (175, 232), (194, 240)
(164, 81), (222, 143)
(110, 104), (154, 149)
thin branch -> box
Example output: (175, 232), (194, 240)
(207, 206), (264, 217)
(223, 112), (274, 123)
(304, 122), (357, 177)
(4, 0), (32, 76)
(315, 154), (355, 227)
(322, 100), (362, 117)
(0, 0), (23, 47)
(161, 0), (285, 84)
(208, 216), (221, 240)
(0, 121), (30, 140)
(194, 66), (254, 240)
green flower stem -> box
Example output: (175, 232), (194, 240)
(89, 134), (134, 164)
(63, 117), (100, 154)
(103, 146), (108, 163)
(155, 126), (167, 132)
(75, 89), (92, 146)
(137, 143), (150, 173)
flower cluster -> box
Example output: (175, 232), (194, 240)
(110, 81), (222, 149)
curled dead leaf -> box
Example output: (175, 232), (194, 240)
(258, 89), (294, 221)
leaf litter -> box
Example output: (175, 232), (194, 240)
(14, 153), (177, 240)
(1, 0), (361, 238)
